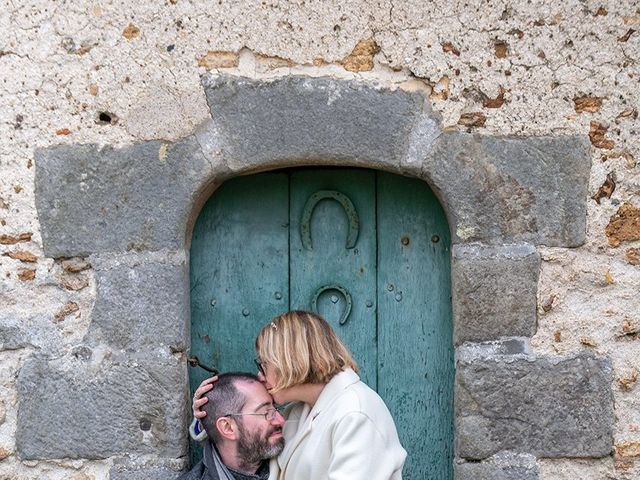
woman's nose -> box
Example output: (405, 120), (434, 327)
(257, 371), (266, 383)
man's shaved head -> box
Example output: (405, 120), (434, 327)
(200, 372), (260, 443)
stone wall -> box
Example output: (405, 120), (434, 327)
(1, 2), (639, 479)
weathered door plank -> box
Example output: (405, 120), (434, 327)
(377, 171), (454, 479)
(289, 169), (378, 388)
(190, 173), (290, 390)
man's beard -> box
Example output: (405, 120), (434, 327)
(236, 422), (285, 470)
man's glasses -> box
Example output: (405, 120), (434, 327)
(254, 358), (266, 376)
(223, 407), (281, 422)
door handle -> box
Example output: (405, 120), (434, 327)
(187, 356), (220, 375)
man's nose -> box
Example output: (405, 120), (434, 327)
(272, 409), (285, 426)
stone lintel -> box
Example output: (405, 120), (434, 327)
(454, 451), (539, 480)
(201, 74), (440, 172)
(84, 250), (189, 352)
(452, 243), (540, 344)
(16, 354), (188, 460)
(424, 133), (591, 247)
(455, 352), (614, 459)
(34, 135), (213, 258)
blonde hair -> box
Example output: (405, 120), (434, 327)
(255, 310), (358, 392)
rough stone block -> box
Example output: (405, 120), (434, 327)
(424, 133), (591, 247)
(457, 338), (531, 360)
(456, 352), (614, 459)
(109, 467), (180, 480)
(0, 314), (63, 354)
(16, 353), (189, 460)
(201, 74), (440, 171)
(455, 452), (539, 480)
(84, 250), (189, 351)
(109, 459), (184, 480)
(452, 243), (540, 344)
(34, 135), (213, 257)
(0, 321), (30, 351)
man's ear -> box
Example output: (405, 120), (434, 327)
(216, 417), (238, 441)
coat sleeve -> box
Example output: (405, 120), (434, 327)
(327, 412), (406, 480)
(189, 418), (208, 442)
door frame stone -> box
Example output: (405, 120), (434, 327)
(23, 74), (613, 479)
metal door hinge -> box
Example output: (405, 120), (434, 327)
(187, 356), (219, 375)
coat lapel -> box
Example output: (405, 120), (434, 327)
(275, 402), (312, 473)
(275, 369), (361, 477)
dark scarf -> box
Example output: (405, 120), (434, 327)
(203, 441), (270, 480)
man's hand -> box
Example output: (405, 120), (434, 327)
(193, 376), (217, 419)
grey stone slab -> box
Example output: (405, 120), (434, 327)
(0, 312), (70, 355)
(201, 74), (440, 171)
(456, 338), (531, 361)
(0, 322), (30, 350)
(423, 133), (591, 247)
(35, 135), (214, 257)
(455, 352), (614, 459)
(109, 460), (184, 480)
(455, 452), (538, 480)
(452, 243), (540, 344)
(16, 353), (189, 460)
(0, 314), (64, 354)
(110, 468), (180, 480)
(84, 250), (189, 351)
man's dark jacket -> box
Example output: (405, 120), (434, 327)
(178, 441), (269, 480)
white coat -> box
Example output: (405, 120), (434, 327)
(268, 368), (406, 480)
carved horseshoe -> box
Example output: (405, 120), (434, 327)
(300, 190), (359, 251)
(311, 284), (353, 325)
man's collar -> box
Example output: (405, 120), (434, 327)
(205, 441), (269, 480)
(227, 460), (269, 480)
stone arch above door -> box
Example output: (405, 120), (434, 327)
(34, 74), (592, 259)
(23, 74), (613, 479)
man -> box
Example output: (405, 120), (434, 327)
(179, 372), (285, 480)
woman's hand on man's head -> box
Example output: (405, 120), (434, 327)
(193, 376), (217, 419)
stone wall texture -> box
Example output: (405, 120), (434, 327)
(1, 1), (639, 479)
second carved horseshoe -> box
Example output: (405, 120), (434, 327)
(311, 284), (353, 325)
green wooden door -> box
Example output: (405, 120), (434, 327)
(190, 169), (453, 479)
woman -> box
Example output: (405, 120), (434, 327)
(192, 310), (406, 480)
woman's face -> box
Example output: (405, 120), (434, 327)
(258, 361), (296, 405)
